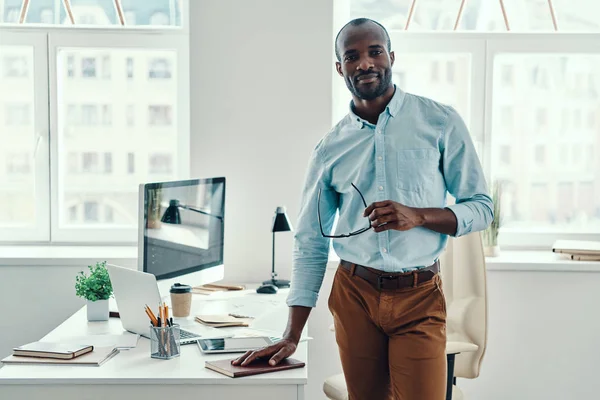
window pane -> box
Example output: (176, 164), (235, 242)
(2, 0), (182, 26)
(0, 45), (36, 227)
(391, 53), (477, 150)
(346, 0), (600, 32)
(57, 47), (179, 228)
(492, 54), (600, 233)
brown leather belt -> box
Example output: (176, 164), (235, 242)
(340, 259), (439, 291)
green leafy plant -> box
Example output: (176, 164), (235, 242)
(483, 181), (502, 247)
(75, 261), (113, 302)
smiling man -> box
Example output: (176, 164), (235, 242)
(233, 18), (493, 400)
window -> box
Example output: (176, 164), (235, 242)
(6, 153), (30, 174)
(40, 9), (54, 24)
(105, 205), (114, 223)
(5, 104), (30, 125)
(81, 104), (98, 125)
(149, 153), (173, 174)
(150, 12), (169, 26)
(66, 55), (75, 77)
(1, 2), (188, 243)
(149, 58), (172, 79)
(126, 104), (135, 126)
(82, 152), (99, 173)
(102, 104), (112, 125)
(3, 56), (28, 77)
(149, 105), (173, 126)
(534, 145), (546, 165)
(490, 53), (600, 246)
(126, 57), (133, 79)
(84, 201), (99, 222)
(104, 153), (112, 173)
(501, 65), (514, 86)
(101, 55), (111, 78)
(68, 205), (78, 222)
(446, 61), (455, 83)
(336, 1), (600, 248)
(67, 152), (79, 173)
(81, 57), (96, 77)
(127, 152), (135, 174)
(500, 145), (511, 164)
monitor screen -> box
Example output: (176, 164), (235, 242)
(139, 177), (225, 280)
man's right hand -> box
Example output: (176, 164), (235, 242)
(231, 337), (298, 367)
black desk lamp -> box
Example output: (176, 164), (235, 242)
(161, 199), (223, 224)
(257, 206), (293, 293)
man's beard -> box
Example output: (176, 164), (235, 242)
(345, 69), (392, 101)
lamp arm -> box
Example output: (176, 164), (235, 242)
(180, 205), (223, 220)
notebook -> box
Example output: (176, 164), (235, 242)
(2, 346), (119, 366)
(13, 342), (93, 360)
(195, 314), (253, 328)
(205, 357), (305, 378)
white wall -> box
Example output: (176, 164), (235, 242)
(189, 0), (334, 285)
(459, 269), (600, 400)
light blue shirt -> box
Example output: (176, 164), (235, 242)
(286, 86), (494, 308)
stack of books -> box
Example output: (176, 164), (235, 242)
(1, 342), (119, 367)
(552, 240), (600, 261)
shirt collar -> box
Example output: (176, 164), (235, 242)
(348, 85), (406, 128)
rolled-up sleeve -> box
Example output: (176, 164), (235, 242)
(441, 107), (494, 237)
(286, 144), (338, 308)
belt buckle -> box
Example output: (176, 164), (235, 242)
(377, 275), (397, 290)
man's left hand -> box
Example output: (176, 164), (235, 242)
(363, 200), (425, 233)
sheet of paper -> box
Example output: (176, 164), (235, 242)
(47, 333), (140, 349)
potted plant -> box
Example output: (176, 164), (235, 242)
(75, 261), (113, 321)
(483, 181), (502, 257)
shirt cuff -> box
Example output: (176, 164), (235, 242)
(286, 289), (319, 308)
(446, 203), (474, 237)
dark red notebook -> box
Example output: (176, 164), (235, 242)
(205, 357), (305, 378)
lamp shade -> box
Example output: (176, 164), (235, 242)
(161, 199), (181, 224)
(272, 206), (293, 232)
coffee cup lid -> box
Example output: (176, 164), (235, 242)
(170, 283), (192, 293)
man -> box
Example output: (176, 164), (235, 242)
(233, 18), (493, 399)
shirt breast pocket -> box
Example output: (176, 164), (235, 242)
(396, 148), (439, 194)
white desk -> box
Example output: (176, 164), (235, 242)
(0, 288), (307, 400)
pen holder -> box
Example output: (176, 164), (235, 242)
(150, 324), (181, 360)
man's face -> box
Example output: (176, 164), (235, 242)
(336, 24), (394, 101)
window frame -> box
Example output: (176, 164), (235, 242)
(0, 31), (50, 242)
(332, 31), (600, 250)
(48, 30), (190, 243)
(0, 1), (190, 244)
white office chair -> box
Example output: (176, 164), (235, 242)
(323, 232), (488, 400)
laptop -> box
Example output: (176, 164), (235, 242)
(106, 264), (223, 345)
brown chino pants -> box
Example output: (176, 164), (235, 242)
(328, 262), (447, 400)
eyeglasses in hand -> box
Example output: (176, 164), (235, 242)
(317, 183), (372, 238)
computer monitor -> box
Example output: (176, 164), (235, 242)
(138, 177), (225, 295)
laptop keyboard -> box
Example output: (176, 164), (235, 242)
(180, 329), (200, 340)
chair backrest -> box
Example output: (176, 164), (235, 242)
(438, 232), (488, 379)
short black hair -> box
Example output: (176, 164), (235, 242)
(335, 18), (391, 62)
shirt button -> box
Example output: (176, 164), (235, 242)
(382, 248), (387, 253)
(378, 186), (384, 191)
(377, 156), (383, 161)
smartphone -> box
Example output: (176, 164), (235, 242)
(196, 337), (273, 354)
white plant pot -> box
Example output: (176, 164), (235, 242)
(87, 299), (109, 321)
(484, 244), (501, 257)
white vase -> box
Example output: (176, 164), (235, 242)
(87, 299), (109, 321)
(484, 244), (501, 257)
